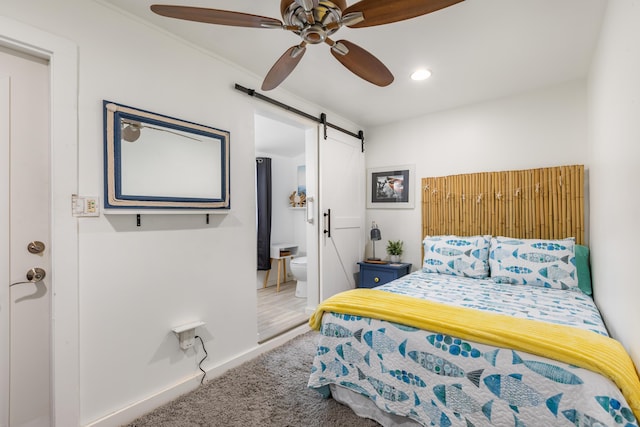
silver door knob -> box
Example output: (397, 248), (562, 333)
(27, 241), (46, 254)
(26, 267), (46, 283)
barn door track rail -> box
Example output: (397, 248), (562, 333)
(234, 83), (365, 152)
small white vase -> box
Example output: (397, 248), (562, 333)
(390, 255), (401, 263)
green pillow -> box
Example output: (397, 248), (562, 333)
(575, 244), (592, 295)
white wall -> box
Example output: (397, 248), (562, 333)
(588, 0), (640, 366)
(1, 1), (359, 425)
(364, 80), (589, 270)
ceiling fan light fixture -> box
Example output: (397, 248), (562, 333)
(301, 24), (328, 43)
(411, 68), (432, 81)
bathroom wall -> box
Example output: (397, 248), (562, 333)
(291, 158), (308, 255)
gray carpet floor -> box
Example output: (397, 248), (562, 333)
(125, 331), (380, 427)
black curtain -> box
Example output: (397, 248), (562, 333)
(256, 157), (272, 270)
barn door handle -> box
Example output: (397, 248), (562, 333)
(323, 209), (331, 238)
(306, 196), (314, 224)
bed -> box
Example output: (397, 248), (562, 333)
(307, 166), (640, 426)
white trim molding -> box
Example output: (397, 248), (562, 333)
(0, 16), (80, 427)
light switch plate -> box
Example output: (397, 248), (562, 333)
(72, 194), (100, 217)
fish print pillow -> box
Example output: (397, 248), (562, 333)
(489, 236), (578, 290)
(422, 235), (491, 278)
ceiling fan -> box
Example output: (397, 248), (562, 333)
(151, 0), (464, 90)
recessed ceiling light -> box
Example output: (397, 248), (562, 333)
(411, 69), (432, 81)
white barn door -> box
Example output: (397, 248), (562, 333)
(319, 127), (365, 301)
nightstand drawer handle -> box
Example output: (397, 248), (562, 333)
(374, 277), (380, 283)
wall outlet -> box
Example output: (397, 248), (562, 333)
(171, 321), (205, 350)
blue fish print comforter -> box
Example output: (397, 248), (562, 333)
(307, 271), (638, 427)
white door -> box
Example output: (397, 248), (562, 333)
(319, 127), (365, 301)
(1, 46), (51, 427)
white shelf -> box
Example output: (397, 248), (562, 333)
(103, 209), (229, 215)
(171, 321), (205, 334)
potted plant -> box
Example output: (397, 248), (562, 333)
(386, 240), (403, 263)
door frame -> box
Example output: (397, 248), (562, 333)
(0, 76), (9, 427)
(252, 105), (320, 313)
(0, 17), (79, 427)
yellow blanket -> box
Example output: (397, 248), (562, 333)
(309, 288), (640, 420)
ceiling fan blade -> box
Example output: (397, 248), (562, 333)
(333, 0), (347, 12)
(328, 39), (393, 87)
(343, 0), (464, 28)
(262, 44), (307, 91)
(151, 5), (284, 28)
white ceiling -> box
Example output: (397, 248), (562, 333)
(103, 0), (607, 144)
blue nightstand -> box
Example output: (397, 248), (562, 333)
(357, 262), (412, 288)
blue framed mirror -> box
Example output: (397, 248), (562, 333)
(103, 100), (230, 209)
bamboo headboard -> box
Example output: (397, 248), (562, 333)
(421, 165), (584, 245)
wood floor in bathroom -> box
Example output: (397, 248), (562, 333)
(257, 279), (308, 343)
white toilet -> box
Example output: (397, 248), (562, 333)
(290, 256), (307, 298)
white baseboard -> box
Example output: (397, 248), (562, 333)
(86, 324), (311, 427)
(84, 374), (202, 427)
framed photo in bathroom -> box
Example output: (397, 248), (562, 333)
(366, 164), (414, 209)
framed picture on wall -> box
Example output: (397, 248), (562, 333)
(366, 164), (415, 209)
